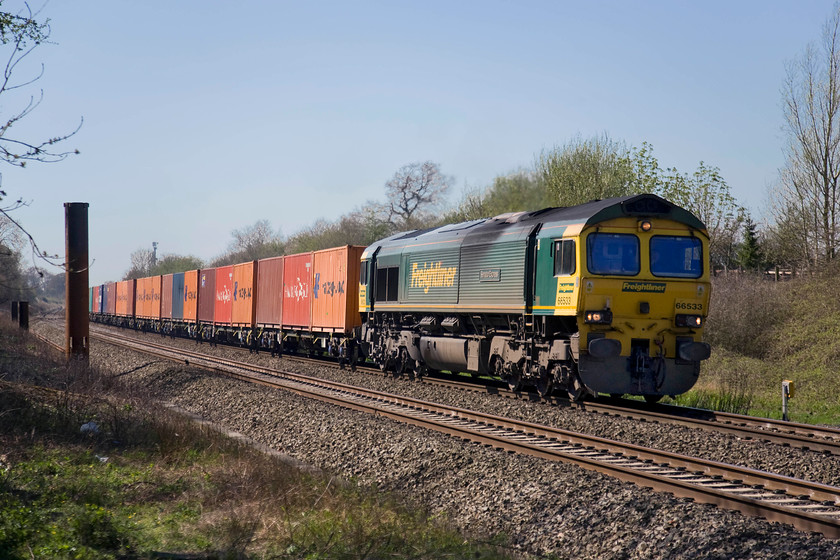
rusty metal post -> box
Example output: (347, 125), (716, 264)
(11, 301), (18, 321)
(65, 202), (89, 359)
(18, 301), (28, 330)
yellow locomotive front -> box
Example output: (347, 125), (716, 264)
(575, 215), (711, 399)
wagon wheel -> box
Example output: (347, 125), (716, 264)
(350, 345), (359, 372)
(644, 394), (663, 404)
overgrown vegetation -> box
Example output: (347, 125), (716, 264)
(669, 270), (840, 424)
(0, 321), (511, 559)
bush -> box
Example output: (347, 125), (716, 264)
(705, 272), (787, 358)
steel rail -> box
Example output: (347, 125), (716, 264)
(79, 322), (840, 456)
(86, 328), (840, 539)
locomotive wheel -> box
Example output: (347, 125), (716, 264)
(535, 372), (553, 397)
(567, 376), (587, 402)
(395, 347), (413, 379)
(505, 361), (523, 392)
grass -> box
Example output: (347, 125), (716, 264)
(0, 320), (512, 560)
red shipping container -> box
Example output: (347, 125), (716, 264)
(282, 252), (313, 329)
(92, 286), (101, 314)
(198, 269), (216, 323)
(116, 280), (135, 317)
(256, 256), (284, 327)
(161, 274), (174, 320)
(232, 261), (257, 327)
(214, 265), (234, 325)
(184, 270), (198, 323)
(311, 246), (364, 333)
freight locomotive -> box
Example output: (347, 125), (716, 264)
(90, 193), (711, 401)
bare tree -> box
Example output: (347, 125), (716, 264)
(0, 3), (81, 273)
(212, 219), (284, 265)
(775, 5), (840, 267)
(385, 161), (451, 227)
(123, 248), (154, 280)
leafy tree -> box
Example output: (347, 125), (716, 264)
(123, 249), (204, 279)
(153, 254), (204, 275)
(656, 161), (745, 270)
(538, 133), (635, 206)
(385, 161), (451, 228)
(773, 4), (840, 267)
(449, 169), (552, 221)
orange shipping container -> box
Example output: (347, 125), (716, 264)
(161, 274), (174, 320)
(255, 256), (284, 326)
(311, 246), (364, 332)
(231, 261), (257, 327)
(184, 270), (199, 322)
(149, 275), (162, 319)
(135, 277), (147, 318)
(137, 276), (162, 319)
(116, 279), (135, 317)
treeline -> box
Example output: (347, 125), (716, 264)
(121, 136), (754, 280)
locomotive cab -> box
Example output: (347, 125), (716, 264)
(573, 218), (711, 398)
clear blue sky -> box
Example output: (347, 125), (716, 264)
(3, 0), (835, 285)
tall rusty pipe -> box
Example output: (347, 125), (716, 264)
(65, 202), (89, 359)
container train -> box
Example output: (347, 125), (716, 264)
(90, 193), (712, 401)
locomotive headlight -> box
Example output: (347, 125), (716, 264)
(584, 309), (613, 324)
(638, 220), (653, 232)
(675, 314), (703, 328)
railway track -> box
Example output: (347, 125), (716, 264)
(44, 321), (840, 457)
(292, 347), (840, 456)
(66, 328), (840, 538)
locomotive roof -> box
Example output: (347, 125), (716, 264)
(366, 194), (706, 254)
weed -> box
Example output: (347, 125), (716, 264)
(0, 321), (513, 559)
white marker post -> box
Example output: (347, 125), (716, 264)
(782, 380), (794, 422)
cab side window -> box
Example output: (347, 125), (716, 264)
(375, 266), (399, 302)
(554, 239), (576, 276)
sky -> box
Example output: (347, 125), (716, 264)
(1, 0), (836, 285)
